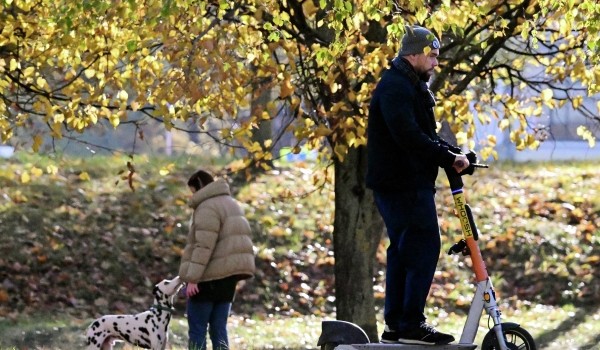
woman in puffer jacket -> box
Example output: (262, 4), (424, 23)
(178, 169), (255, 350)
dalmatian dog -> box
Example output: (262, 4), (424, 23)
(85, 276), (184, 350)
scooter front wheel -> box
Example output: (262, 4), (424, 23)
(481, 323), (536, 350)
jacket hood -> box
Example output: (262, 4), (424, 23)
(188, 178), (231, 209)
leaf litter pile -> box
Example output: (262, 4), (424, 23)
(0, 157), (599, 324)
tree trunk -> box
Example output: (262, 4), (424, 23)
(333, 145), (384, 342)
(250, 66), (274, 170)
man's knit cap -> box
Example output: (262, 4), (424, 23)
(397, 26), (440, 56)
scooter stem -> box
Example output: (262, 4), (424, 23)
(445, 167), (509, 350)
(445, 167), (488, 281)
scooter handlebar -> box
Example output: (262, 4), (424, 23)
(455, 161), (488, 168)
(457, 151), (488, 175)
(445, 151), (488, 190)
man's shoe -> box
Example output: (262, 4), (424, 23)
(380, 325), (400, 344)
(397, 322), (455, 345)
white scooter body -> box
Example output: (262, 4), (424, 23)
(318, 279), (504, 350)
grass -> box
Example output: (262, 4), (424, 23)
(1, 156), (599, 349)
(2, 305), (600, 349)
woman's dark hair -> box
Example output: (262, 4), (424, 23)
(187, 169), (214, 191)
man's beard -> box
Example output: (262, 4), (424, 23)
(419, 71), (432, 82)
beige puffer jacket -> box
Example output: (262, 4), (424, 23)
(178, 178), (255, 283)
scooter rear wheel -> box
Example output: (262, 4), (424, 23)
(481, 324), (536, 350)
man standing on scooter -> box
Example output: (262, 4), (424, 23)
(366, 25), (469, 345)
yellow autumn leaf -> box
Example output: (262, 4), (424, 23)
(540, 88), (553, 102)
(54, 113), (65, 123)
(572, 96), (583, 109)
(455, 131), (468, 145)
(21, 171), (31, 184)
(334, 143), (347, 161)
(331, 82), (340, 93)
(79, 171), (91, 181)
(260, 215), (277, 227)
(109, 114), (120, 128)
(84, 69), (96, 79)
(36, 77), (47, 89)
(586, 256), (600, 264)
(9, 58), (18, 71)
(32, 134), (43, 152)
(228, 158), (250, 172)
(118, 90), (128, 102)
(345, 131), (356, 146)
(280, 77), (294, 99)
(46, 165), (58, 175)
(314, 124), (333, 137)
(415, 7), (428, 24)
(577, 126), (596, 147)
(23, 66), (35, 77)
(302, 0), (318, 18)
(30, 167), (43, 177)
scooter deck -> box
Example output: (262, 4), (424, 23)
(318, 321), (477, 350)
(334, 344), (477, 350)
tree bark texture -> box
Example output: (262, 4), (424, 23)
(250, 67), (274, 169)
(333, 145), (384, 342)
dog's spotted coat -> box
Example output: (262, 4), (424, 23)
(85, 276), (183, 350)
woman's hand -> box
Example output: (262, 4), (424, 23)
(186, 282), (200, 297)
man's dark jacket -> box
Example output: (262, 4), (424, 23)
(366, 59), (459, 193)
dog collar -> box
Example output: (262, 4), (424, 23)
(151, 305), (175, 313)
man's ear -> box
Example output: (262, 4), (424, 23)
(403, 54), (417, 65)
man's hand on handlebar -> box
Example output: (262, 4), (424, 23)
(452, 153), (470, 173)
(451, 150), (486, 176)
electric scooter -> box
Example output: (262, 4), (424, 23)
(317, 155), (537, 350)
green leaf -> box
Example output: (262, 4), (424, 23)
(126, 40), (137, 53)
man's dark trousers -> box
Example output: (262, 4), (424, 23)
(374, 188), (441, 332)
